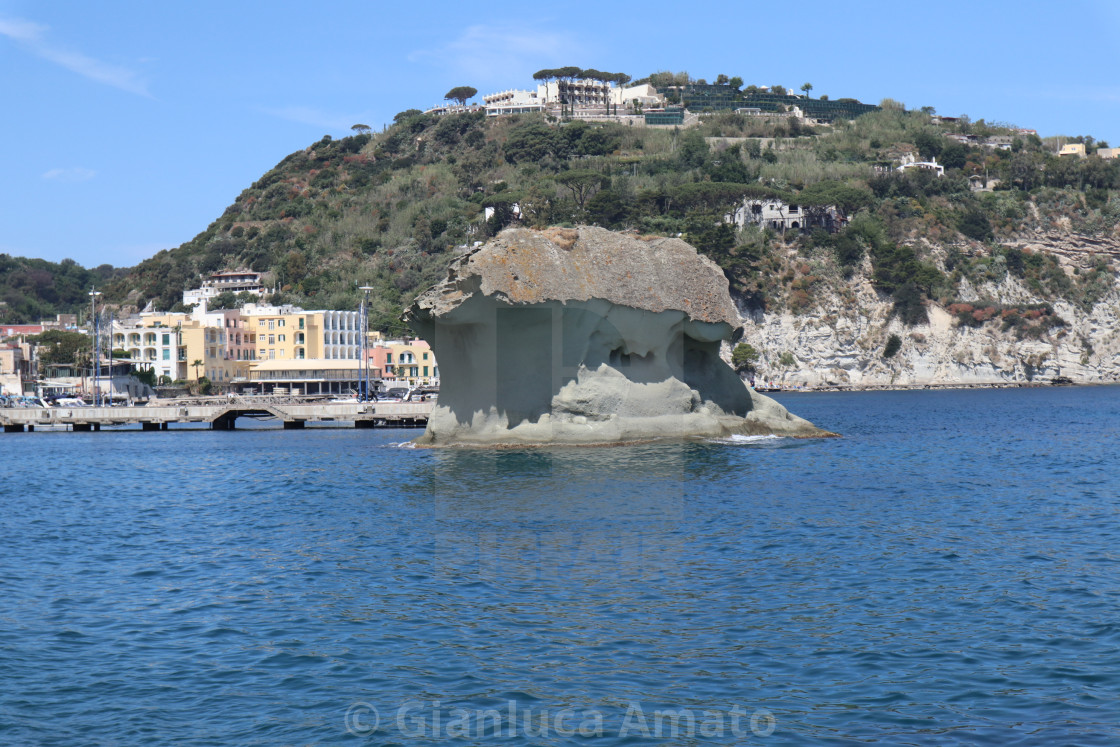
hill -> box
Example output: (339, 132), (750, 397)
(13, 76), (1120, 382)
(0, 255), (124, 323)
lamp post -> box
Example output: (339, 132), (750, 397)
(106, 310), (114, 407)
(358, 286), (374, 401)
(88, 289), (102, 406)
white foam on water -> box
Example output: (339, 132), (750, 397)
(387, 441), (418, 449)
(709, 434), (786, 445)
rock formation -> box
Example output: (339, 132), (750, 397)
(740, 234), (1120, 388)
(404, 226), (831, 446)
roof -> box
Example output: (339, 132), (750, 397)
(250, 358), (363, 371)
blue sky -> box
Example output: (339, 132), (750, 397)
(3, 0), (1119, 268)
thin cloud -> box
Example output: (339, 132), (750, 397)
(42, 167), (96, 183)
(0, 15), (150, 96)
(261, 105), (374, 133)
(409, 23), (587, 85)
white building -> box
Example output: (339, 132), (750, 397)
(727, 199), (847, 233)
(113, 318), (184, 381)
(897, 153), (945, 177)
(483, 80), (664, 117)
(183, 270), (266, 309)
(483, 89), (546, 116)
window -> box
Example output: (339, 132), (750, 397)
(268, 335), (275, 344)
(162, 334), (170, 345)
(279, 350), (286, 358)
(278, 334), (286, 342)
(299, 318), (305, 329)
(296, 333), (304, 344)
(268, 320), (274, 330)
(259, 349), (266, 357)
(163, 349), (170, 360)
(423, 352), (429, 360)
(423, 366), (428, 376)
(297, 348), (304, 359)
(259, 320), (266, 327)
(386, 353), (392, 363)
(269, 350), (275, 359)
(278, 319), (285, 327)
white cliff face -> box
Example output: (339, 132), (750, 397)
(737, 272), (1120, 387)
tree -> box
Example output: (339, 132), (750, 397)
(351, 124), (371, 135)
(554, 66), (582, 116)
(133, 366), (156, 388)
(191, 359), (203, 379)
(556, 169), (603, 210)
(728, 76), (743, 91)
(444, 86), (478, 107)
(393, 109), (423, 123)
(609, 72), (632, 114)
(715, 73), (729, 86)
(883, 334), (902, 358)
(772, 85), (787, 96)
(800, 82), (813, 98)
(731, 343), (760, 376)
(29, 330), (91, 366)
(914, 130), (943, 161)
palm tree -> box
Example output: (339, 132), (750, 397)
(191, 359), (203, 380)
(800, 82), (813, 98)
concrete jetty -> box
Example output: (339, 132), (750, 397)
(0, 396), (433, 433)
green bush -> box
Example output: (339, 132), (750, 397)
(883, 334), (902, 358)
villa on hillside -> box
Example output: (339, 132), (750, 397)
(183, 269), (266, 309)
(726, 198), (847, 233)
(897, 153), (945, 177)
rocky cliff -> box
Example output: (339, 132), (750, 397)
(736, 234), (1120, 387)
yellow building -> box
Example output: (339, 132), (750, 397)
(240, 305), (361, 362)
(379, 339), (438, 386)
(1059, 143), (1087, 158)
(1097, 147), (1120, 160)
(123, 311), (257, 385)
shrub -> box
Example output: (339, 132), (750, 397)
(883, 334), (902, 358)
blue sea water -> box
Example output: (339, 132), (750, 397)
(1, 387), (1119, 745)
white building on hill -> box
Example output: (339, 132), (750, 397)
(482, 80), (664, 117)
(183, 270), (266, 309)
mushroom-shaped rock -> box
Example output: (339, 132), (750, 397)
(405, 226), (830, 445)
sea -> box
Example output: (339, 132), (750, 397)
(2, 386), (1119, 746)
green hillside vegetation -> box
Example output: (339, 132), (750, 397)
(15, 75), (1120, 334)
(0, 255), (123, 323)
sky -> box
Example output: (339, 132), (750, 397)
(3, 0), (1120, 269)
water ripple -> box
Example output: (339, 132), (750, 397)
(2, 389), (1120, 744)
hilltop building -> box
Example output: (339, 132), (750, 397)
(480, 79), (664, 119)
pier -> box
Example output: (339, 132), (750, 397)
(0, 396), (433, 433)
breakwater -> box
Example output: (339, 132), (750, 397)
(0, 397), (432, 432)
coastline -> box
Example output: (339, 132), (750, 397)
(758, 378), (1117, 393)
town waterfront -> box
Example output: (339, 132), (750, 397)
(2, 387), (1119, 744)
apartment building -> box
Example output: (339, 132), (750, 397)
(241, 305), (361, 363)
